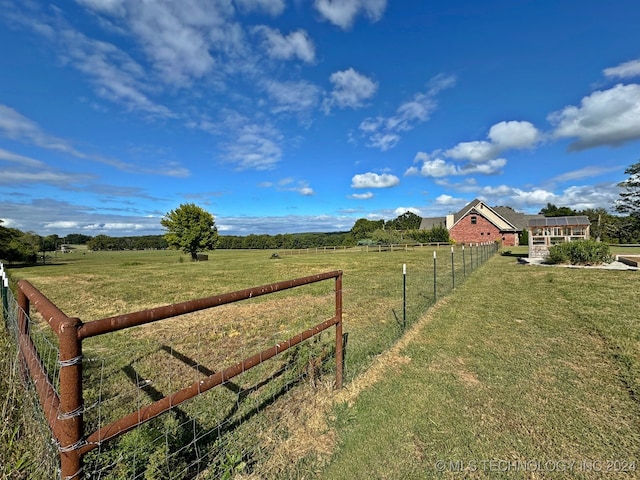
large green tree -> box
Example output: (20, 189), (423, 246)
(350, 218), (385, 241)
(161, 203), (219, 260)
(539, 203), (577, 217)
(386, 211), (422, 231)
(615, 160), (640, 218)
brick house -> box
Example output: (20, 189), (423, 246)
(420, 199), (539, 246)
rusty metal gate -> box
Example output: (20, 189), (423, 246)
(11, 270), (343, 479)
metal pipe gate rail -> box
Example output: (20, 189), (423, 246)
(14, 270), (344, 479)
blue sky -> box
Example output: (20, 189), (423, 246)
(1, 0), (640, 237)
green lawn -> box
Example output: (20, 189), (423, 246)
(320, 252), (640, 479)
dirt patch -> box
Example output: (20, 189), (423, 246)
(428, 356), (481, 387)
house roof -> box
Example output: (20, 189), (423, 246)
(420, 199), (540, 233)
(451, 199), (519, 232)
(528, 216), (591, 227)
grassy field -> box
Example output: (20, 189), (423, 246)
(321, 248), (640, 479)
(3, 244), (639, 478)
(4, 244), (483, 478)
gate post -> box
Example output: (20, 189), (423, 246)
(335, 272), (343, 389)
(57, 317), (84, 480)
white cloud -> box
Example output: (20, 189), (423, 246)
(76, 0), (243, 87)
(359, 74), (456, 150)
(0, 105), (86, 157)
(235, 0), (286, 16)
(0, 198), (164, 236)
(0, 105), (188, 176)
(323, 68), (378, 113)
(478, 184), (514, 196)
(549, 83), (640, 150)
(43, 221), (85, 229)
(254, 26), (315, 63)
(555, 184), (619, 210)
(0, 170), (92, 185)
(603, 59), (640, 79)
(445, 141), (497, 163)
(507, 184), (619, 212)
(446, 120), (539, 163)
(551, 165), (620, 183)
(264, 80), (321, 114)
(223, 123), (283, 170)
(314, 0), (387, 30)
(76, 0), (126, 16)
(460, 158), (507, 175)
(511, 188), (557, 206)
(367, 133), (400, 151)
(259, 178), (315, 197)
(435, 194), (463, 205)
(488, 120), (540, 149)
(410, 149), (507, 178)
(84, 222), (148, 231)
(393, 206), (421, 216)
(0, 147), (47, 168)
(59, 26), (175, 116)
(200, 111), (284, 170)
(217, 213), (356, 235)
(413, 158), (460, 178)
(350, 192), (373, 199)
(351, 172), (400, 188)
(124, 1), (230, 86)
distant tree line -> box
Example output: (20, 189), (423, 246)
(2, 161), (639, 263)
(86, 235), (169, 251)
(218, 231), (353, 249)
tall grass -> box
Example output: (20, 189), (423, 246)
(0, 328), (59, 479)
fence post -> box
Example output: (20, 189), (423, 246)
(17, 287), (29, 338)
(2, 275), (7, 321)
(451, 246), (455, 289)
(462, 246), (466, 278)
(433, 251), (437, 303)
(335, 273), (343, 389)
(57, 317), (84, 480)
(476, 242), (480, 270)
(1, 264), (6, 319)
(16, 286), (31, 387)
(402, 264), (407, 330)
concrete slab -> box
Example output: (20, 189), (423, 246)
(517, 256), (638, 271)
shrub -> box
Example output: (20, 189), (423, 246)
(547, 240), (612, 265)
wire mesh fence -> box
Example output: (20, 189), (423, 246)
(1, 277), (61, 478)
(1, 243), (497, 478)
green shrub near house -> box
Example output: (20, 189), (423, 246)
(548, 239), (613, 265)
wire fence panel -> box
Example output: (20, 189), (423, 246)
(1, 276), (61, 478)
(3, 267), (342, 479)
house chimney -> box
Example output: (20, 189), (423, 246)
(446, 214), (454, 229)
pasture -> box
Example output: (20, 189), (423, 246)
(3, 243), (639, 478)
(5, 244), (474, 478)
